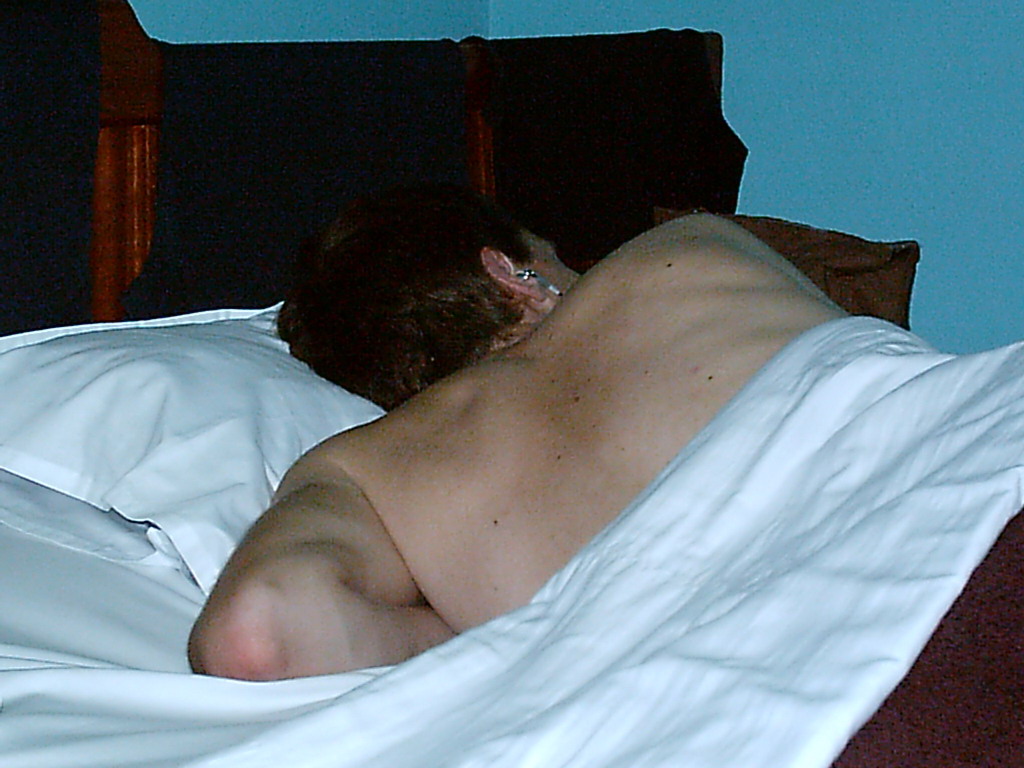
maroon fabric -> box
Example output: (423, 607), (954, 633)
(832, 510), (1023, 767)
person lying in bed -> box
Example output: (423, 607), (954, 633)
(189, 185), (847, 680)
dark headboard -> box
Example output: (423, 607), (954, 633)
(86, 1), (744, 322)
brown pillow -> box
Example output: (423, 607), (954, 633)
(654, 209), (920, 329)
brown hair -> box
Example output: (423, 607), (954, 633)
(278, 184), (535, 410)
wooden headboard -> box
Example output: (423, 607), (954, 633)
(88, 1), (742, 322)
(91, 0), (162, 321)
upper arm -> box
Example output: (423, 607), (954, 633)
(230, 428), (429, 606)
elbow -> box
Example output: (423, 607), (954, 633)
(188, 591), (288, 681)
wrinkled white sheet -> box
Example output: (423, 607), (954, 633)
(1, 317), (1022, 768)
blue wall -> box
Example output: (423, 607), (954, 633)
(128, 0), (487, 42)
(128, 0), (1022, 353)
(677, 2), (1024, 354)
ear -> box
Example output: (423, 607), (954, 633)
(479, 247), (552, 308)
(480, 247), (525, 291)
(480, 247), (559, 350)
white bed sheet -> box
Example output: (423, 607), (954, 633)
(1, 317), (1022, 768)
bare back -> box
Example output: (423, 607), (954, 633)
(314, 215), (847, 630)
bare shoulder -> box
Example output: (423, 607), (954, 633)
(603, 215), (804, 279)
(291, 359), (550, 629)
(573, 213), (842, 316)
(296, 357), (529, 500)
(603, 214), (773, 261)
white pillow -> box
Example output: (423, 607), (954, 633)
(0, 306), (383, 592)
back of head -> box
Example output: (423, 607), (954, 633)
(278, 184), (534, 410)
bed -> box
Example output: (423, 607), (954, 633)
(1, 2), (1021, 766)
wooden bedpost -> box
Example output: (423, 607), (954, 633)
(90, 0), (162, 322)
(460, 37), (497, 199)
